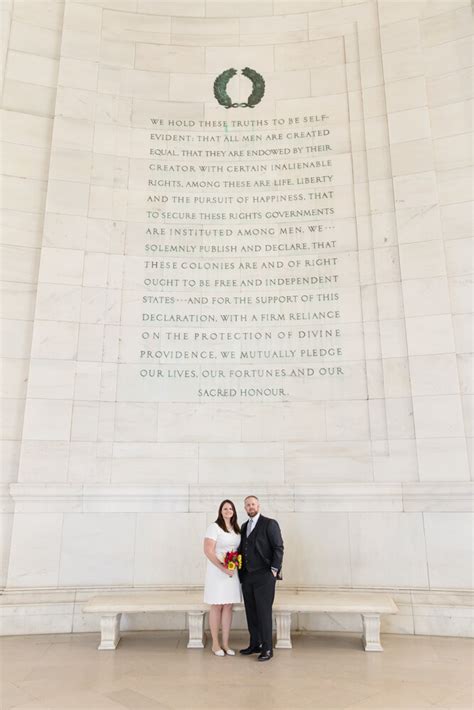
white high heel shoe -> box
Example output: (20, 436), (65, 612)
(224, 648), (235, 656)
(212, 648), (225, 656)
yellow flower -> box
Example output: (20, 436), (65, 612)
(227, 562), (236, 570)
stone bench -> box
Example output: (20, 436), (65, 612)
(272, 591), (398, 652)
(83, 591), (208, 650)
(83, 590), (398, 653)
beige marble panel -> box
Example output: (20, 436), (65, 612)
(240, 13), (308, 45)
(402, 277), (451, 318)
(445, 238), (474, 277)
(205, 44), (274, 73)
(49, 148), (91, 183)
(378, 1), (422, 26)
(0, 359), (29, 399)
(0, 440), (21, 483)
(406, 314), (456, 357)
(1, 109), (53, 147)
(450, 275), (474, 315)
(275, 37), (344, 72)
(417, 438), (470, 481)
(2, 79), (57, 117)
(0, 209), (43, 249)
(349, 512), (429, 587)
(434, 132), (472, 172)
(0, 282), (37, 321)
(424, 512), (474, 589)
(102, 9), (171, 43)
(383, 47), (424, 83)
(136, 43), (205, 73)
(159, 403), (237, 442)
(28, 359), (76, 400)
(396, 204), (442, 245)
(114, 402), (158, 442)
(420, 5), (472, 47)
(385, 76), (427, 114)
(0, 398), (25, 440)
(22, 399), (74, 441)
(413, 395), (465, 439)
(68, 442), (112, 483)
(31, 321), (79, 360)
(133, 513), (207, 585)
(279, 511), (352, 586)
(390, 138), (434, 177)
(8, 19), (62, 58)
(7, 513), (63, 587)
(53, 116), (94, 151)
(171, 15), (239, 45)
(424, 37), (472, 79)
(399, 240), (446, 280)
(99, 37), (134, 67)
(59, 513), (136, 586)
(207, 0), (273, 17)
(6, 50), (59, 88)
(0, 245), (40, 285)
(453, 314), (474, 354)
(285, 441), (373, 482)
(63, 1), (101, 32)
(275, 0), (341, 12)
(311, 64), (347, 97)
(388, 106), (431, 143)
(373, 439), (418, 482)
(0, 318), (33, 359)
(427, 67), (472, 108)
(380, 17), (421, 53)
(46, 178), (90, 217)
(61, 30), (100, 62)
(55, 86), (95, 121)
(430, 99), (472, 139)
(2, 176), (47, 217)
(438, 166), (472, 206)
(410, 353), (460, 397)
(139, 0), (205, 15)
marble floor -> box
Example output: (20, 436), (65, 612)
(1, 631), (472, 710)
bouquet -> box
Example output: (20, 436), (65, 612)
(223, 551), (242, 571)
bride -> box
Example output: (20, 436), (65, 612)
(203, 499), (242, 656)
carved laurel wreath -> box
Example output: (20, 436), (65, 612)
(213, 67), (265, 109)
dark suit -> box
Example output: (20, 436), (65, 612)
(238, 515), (284, 652)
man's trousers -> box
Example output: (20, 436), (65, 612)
(241, 568), (276, 652)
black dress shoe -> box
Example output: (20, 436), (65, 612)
(257, 650), (273, 662)
(239, 645), (262, 655)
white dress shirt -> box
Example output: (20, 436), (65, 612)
(247, 512), (260, 534)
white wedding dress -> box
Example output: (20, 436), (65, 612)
(203, 522), (242, 605)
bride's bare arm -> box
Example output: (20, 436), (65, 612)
(204, 538), (233, 575)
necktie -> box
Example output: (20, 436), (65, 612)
(247, 518), (253, 536)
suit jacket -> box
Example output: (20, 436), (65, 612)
(239, 515), (284, 580)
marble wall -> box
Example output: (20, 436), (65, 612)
(1, 0), (472, 638)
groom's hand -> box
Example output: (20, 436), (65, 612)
(271, 568), (278, 577)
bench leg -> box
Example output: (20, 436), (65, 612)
(98, 613), (122, 650)
(362, 613), (383, 652)
(275, 611), (292, 649)
(187, 611), (206, 649)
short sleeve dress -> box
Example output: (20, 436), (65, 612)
(203, 522), (242, 605)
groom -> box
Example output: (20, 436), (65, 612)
(238, 495), (284, 662)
